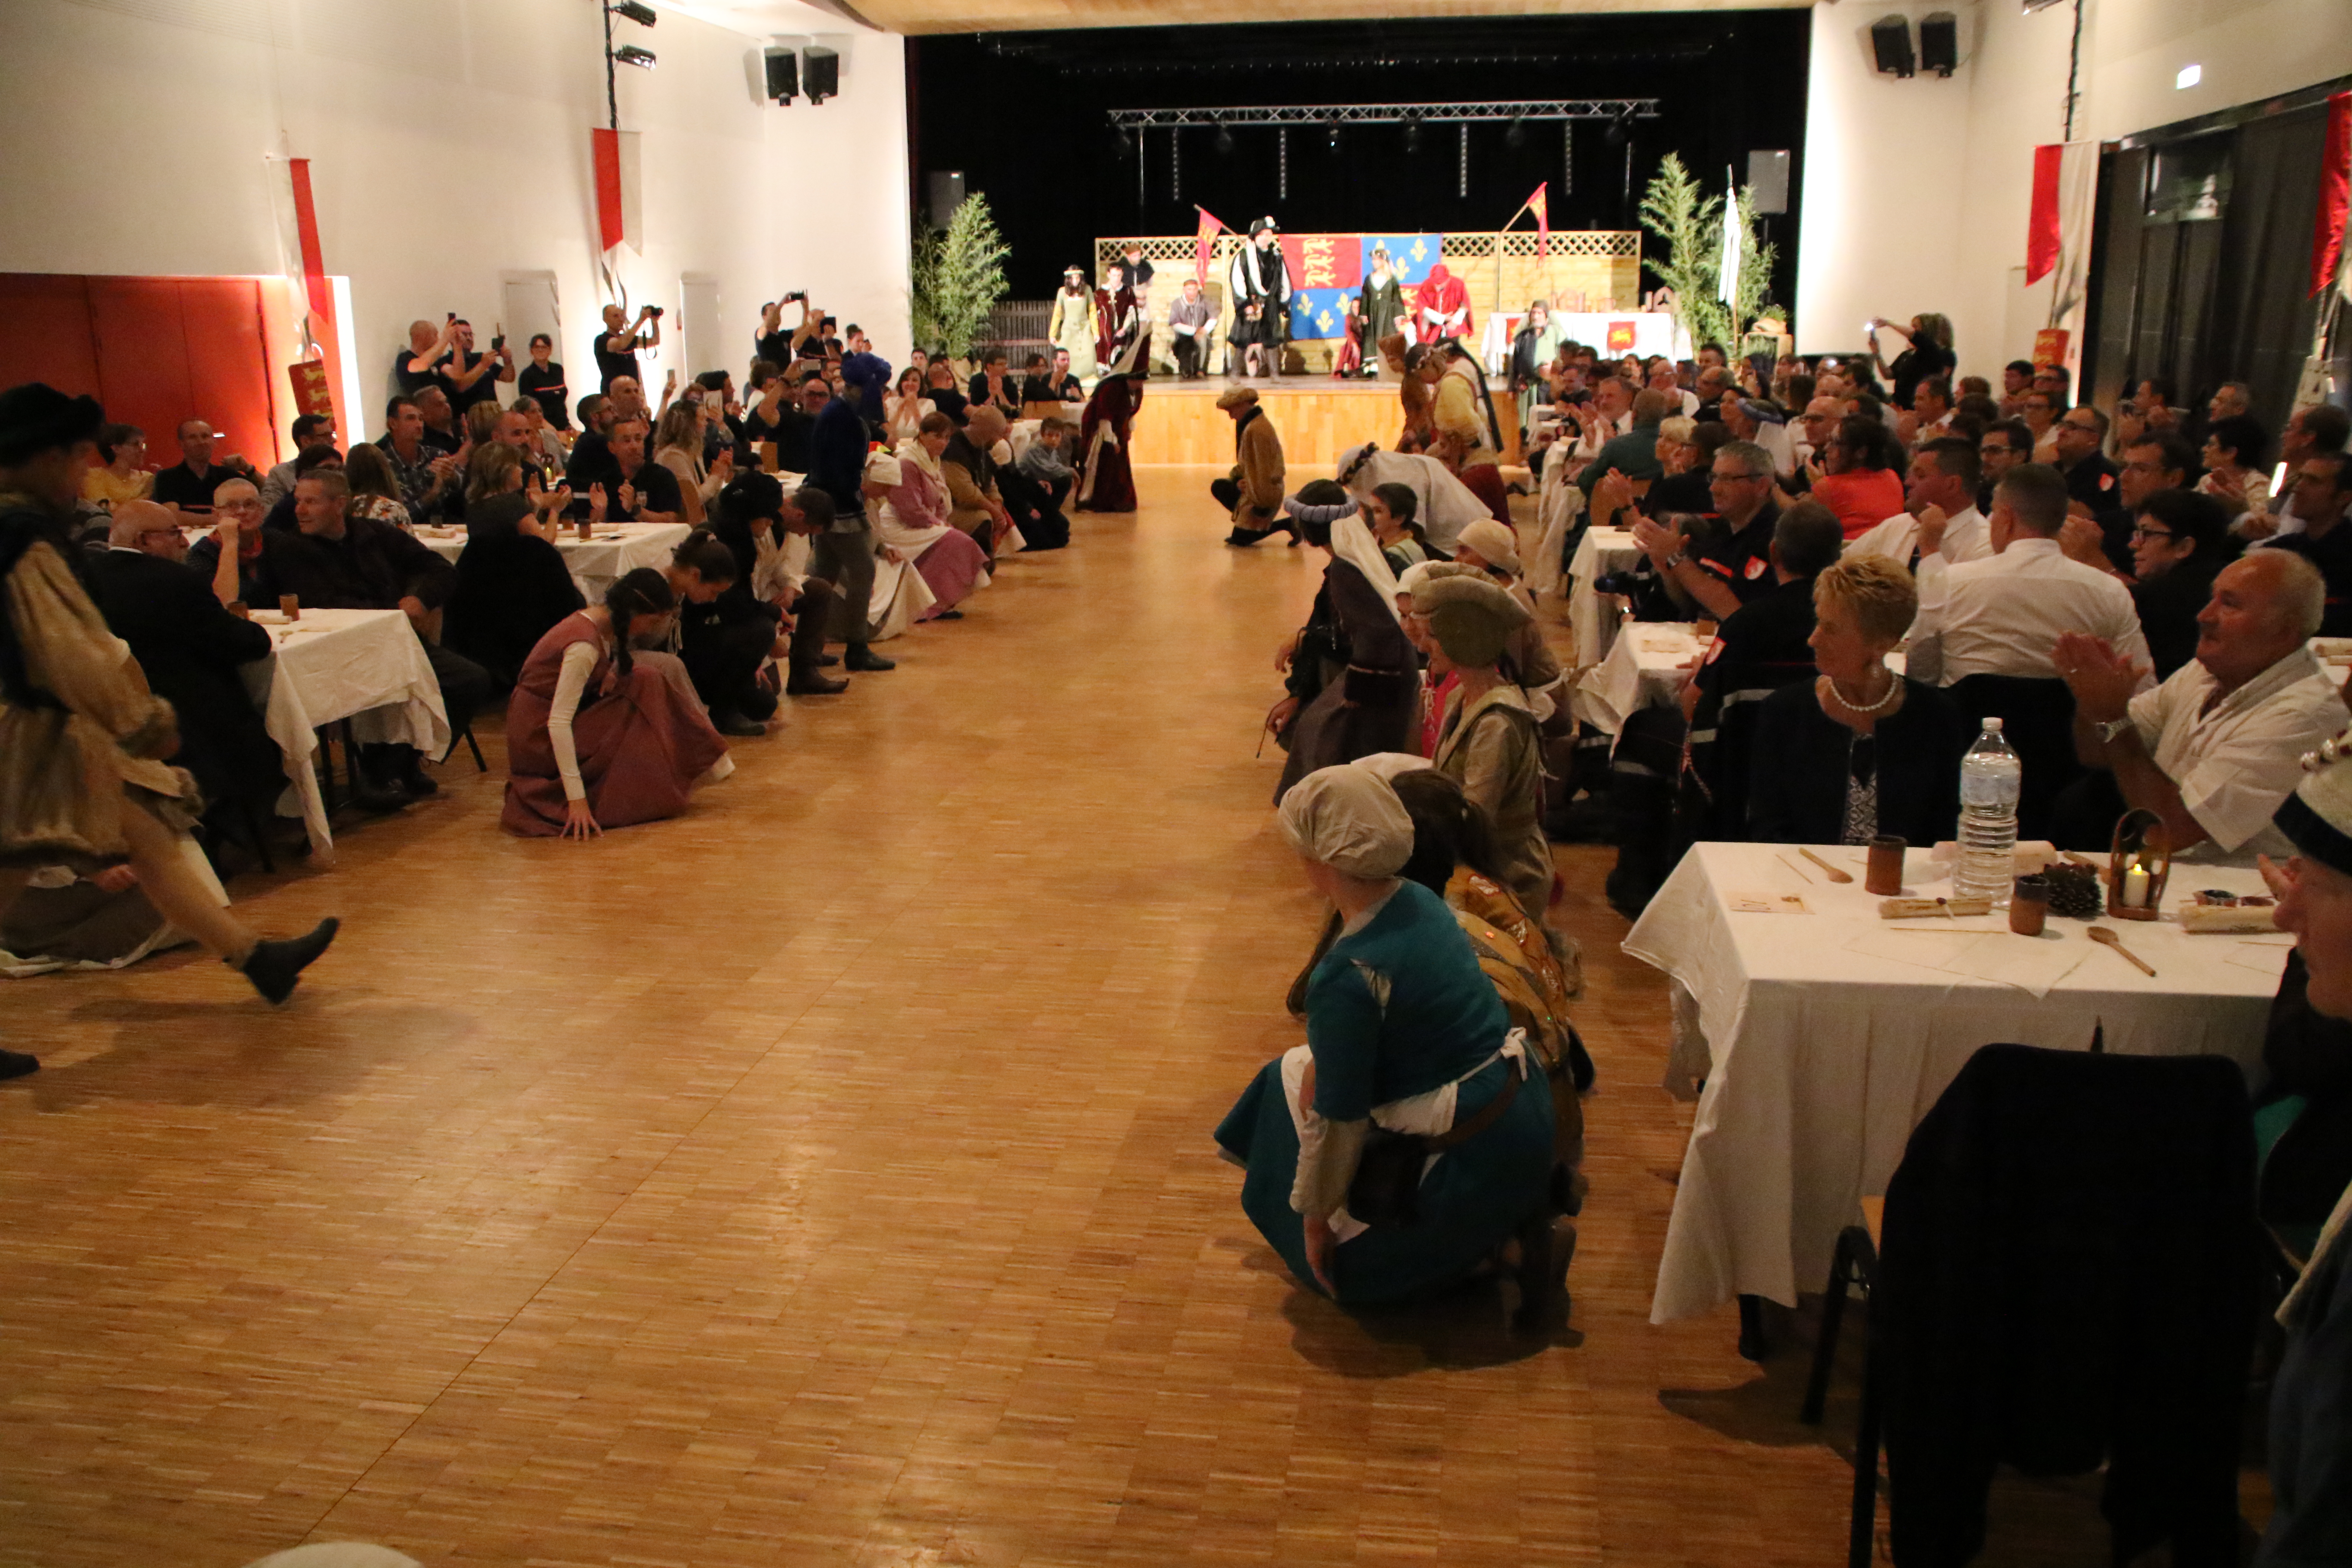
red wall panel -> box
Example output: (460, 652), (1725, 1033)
(0, 275), (101, 398)
(87, 277), (195, 463)
(172, 278), (276, 471)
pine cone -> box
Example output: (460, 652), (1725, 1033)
(2043, 864), (2104, 920)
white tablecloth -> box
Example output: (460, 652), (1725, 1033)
(239, 609), (450, 861)
(1572, 622), (1704, 735)
(1564, 527), (1643, 670)
(417, 522), (690, 604)
(1623, 841), (2286, 1325)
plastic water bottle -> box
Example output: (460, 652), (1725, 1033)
(1954, 718), (2023, 905)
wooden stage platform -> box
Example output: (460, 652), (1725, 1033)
(1128, 376), (1406, 469)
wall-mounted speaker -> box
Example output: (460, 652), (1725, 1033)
(762, 46), (798, 104)
(1871, 14), (1916, 78)
(1919, 12), (1959, 76)
(1747, 149), (1790, 214)
(803, 46), (839, 104)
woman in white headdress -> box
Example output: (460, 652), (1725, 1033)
(1268, 508), (1418, 803)
(1214, 762), (1563, 1314)
(1049, 266), (1099, 389)
(1334, 441), (1487, 557)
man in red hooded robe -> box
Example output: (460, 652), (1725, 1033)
(1414, 264), (1472, 346)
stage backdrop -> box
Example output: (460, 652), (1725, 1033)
(1096, 229), (1640, 375)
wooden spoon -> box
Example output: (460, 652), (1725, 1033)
(1798, 847), (1854, 884)
(2088, 925), (2155, 977)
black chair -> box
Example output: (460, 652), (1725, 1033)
(1944, 674), (2080, 843)
(1681, 656), (1818, 842)
(1800, 1043), (2260, 1568)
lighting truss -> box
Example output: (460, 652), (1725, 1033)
(1107, 100), (1660, 130)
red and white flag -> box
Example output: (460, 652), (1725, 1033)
(1194, 205), (1230, 286)
(1528, 182), (1549, 259)
(2312, 92), (2351, 298)
(593, 128), (642, 256)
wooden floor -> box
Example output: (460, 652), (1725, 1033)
(0, 470), (2144, 1566)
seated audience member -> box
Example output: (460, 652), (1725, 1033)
(747, 372), (824, 475)
(1574, 387), (1669, 498)
(565, 392), (621, 496)
(882, 416), (991, 619)
(1214, 386), (1289, 547)
(342, 442), (415, 534)
(1634, 415), (1713, 519)
(1017, 353), (1061, 406)
(410, 385), (462, 456)
(0, 384), (337, 1045)
(515, 334), (571, 431)
(883, 366), (934, 445)
(443, 445), (585, 689)
(179, 478), (272, 606)
(2262, 403), (2352, 529)
(89, 501), (283, 836)
(2260, 453), (2352, 634)
(82, 423), (153, 512)
(662, 528), (774, 736)
(1723, 397), (1797, 482)
(604, 374), (649, 428)
(967, 351), (1022, 421)
(2200, 413), (2272, 523)
(1807, 415), (1907, 541)
(588, 416), (682, 524)
(1907, 462), (2153, 688)
(1213, 763), (1562, 1312)
(151, 420), (253, 523)
(1017, 416), (1078, 513)
(999, 415), (1074, 551)
(1978, 418), (2034, 514)
(1791, 394), (1840, 477)
(2050, 403), (2121, 513)
(2021, 388), (2062, 463)
(259, 469), (492, 797)
(1747, 554), (1967, 847)
(2051, 549), (2348, 861)
(500, 568), (729, 839)
(1416, 573), (1553, 935)
(923, 359), (969, 427)
(2079, 432), (2199, 568)
(1907, 377), (1955, 441)
(2061, 489), (2230, 680)
(260, 415), (338, 511)
(941, 407), (1016, 557)
(377, 396), (460, 521)
(1845, 436), (1991, 570)
(1629, 439), (1783, 621)
(259, 445), (345, 534)
(654, 401), (727, 526)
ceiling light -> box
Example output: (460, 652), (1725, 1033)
(2175, 63), (2201, 89)
(1403, 111), (1423, 153)
(610, 0), (657, 24)
(615, 43), (655, 67)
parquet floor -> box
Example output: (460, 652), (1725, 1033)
(2, 469), (2141, 1567)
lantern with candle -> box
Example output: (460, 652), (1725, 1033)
(2104, 807), (2172, 922)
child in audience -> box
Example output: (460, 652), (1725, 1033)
(1017, 418), (1076, 512)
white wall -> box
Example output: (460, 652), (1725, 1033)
(0, 0), (912, 441)
(1798, 0), (2352, 380)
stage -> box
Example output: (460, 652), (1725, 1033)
(1129, 375), (1447, 469)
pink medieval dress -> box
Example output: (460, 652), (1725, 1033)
(882, 441), (990, 619)
(500, 612), (729, 837)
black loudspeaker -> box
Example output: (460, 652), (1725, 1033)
(803, 46), (838, 103)
(1920, 12), (1959, 76)
(762, 46), (797, 104)
(1871, 14), (1916, 77)
(926, 170), (965, 229)
(1746, 149), (1790, 214)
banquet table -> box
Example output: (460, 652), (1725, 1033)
(1565, 526), (1642, 670)
(237, 609), (450, 862)
(416, 522), (690, 604)
(1624, 840), (2286, 1325)
(1571, 621), (1706, 735)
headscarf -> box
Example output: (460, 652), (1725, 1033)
(1351, 752), (1438, 783)
(1278, 763), (1415, 879)
(1456, 518), (1523, 576)
(1328, 511), (1403, 625)
(1333, 444), (1484, 555)
(894, 432), (942, 481)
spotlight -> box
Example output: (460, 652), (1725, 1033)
(609, 0), (657, 24)
(1216, 119), (1234, 155)
(1326, 114), (1342, 153)
(1403, 110), (1423, 153)
(1504, 113), (1528, 149)
(615, 43), (656, 68)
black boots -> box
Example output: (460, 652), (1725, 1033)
(232, 917), (340, 1005)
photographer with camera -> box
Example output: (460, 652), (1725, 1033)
(443, 319), (514, 420)
(594, 302), (661, 392)
(755, 294), (823, 368)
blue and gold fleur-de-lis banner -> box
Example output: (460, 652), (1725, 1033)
(1287, 287), (1354, 341)
(1361, 233), (1445, 286)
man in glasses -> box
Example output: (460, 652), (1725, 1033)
(1629, 440), (1781, 622)
(2112, 489), (2229, 678)
(2075, 432), (2196, 570)
(2052, 403), (2120, 512)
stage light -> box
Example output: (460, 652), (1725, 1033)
(1403, 110), (1422, 153)
(1216, 119), (1234, 155)
(2176, 62), (2201, 88)
(1326, 115), (1342, 153)
(609, 0), (657, 25)
(1504, 113), (1527, 149)
(615, 43), (655, 68)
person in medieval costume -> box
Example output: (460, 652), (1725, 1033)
(1415, 263), (1472, 346)
(1076, 296), (1150, 514)
(1227, 217), (1292, 380)
(1095, 263), (1143, 383)
(1050, 266), (1099, 390)
(1359, 248), (1409, 381)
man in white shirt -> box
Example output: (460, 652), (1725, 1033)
(2052, 549), (2347, 862)
(1907, 462), (2152, 689)
(1846, 436), (1991, 569)
(1647, 359), (1700, 418)
(1564, 374), (1634, 474)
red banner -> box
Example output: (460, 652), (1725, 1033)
(2313, 92), (2352, 297)
(286, 157), (331, 328)
(1194, 205), (1229, 286)
(1527, 183), (1549, 259)
(592, 129), (627, 253)
(2026, 144), (2064, 285)
(1277, 233), (1360, 290)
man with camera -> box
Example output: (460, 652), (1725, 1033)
(441, 320), (514, 420)
(755, 293), (816, 366)
(594, 302), (661, 392)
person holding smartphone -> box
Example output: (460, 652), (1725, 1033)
(517, 335), (570, 431)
